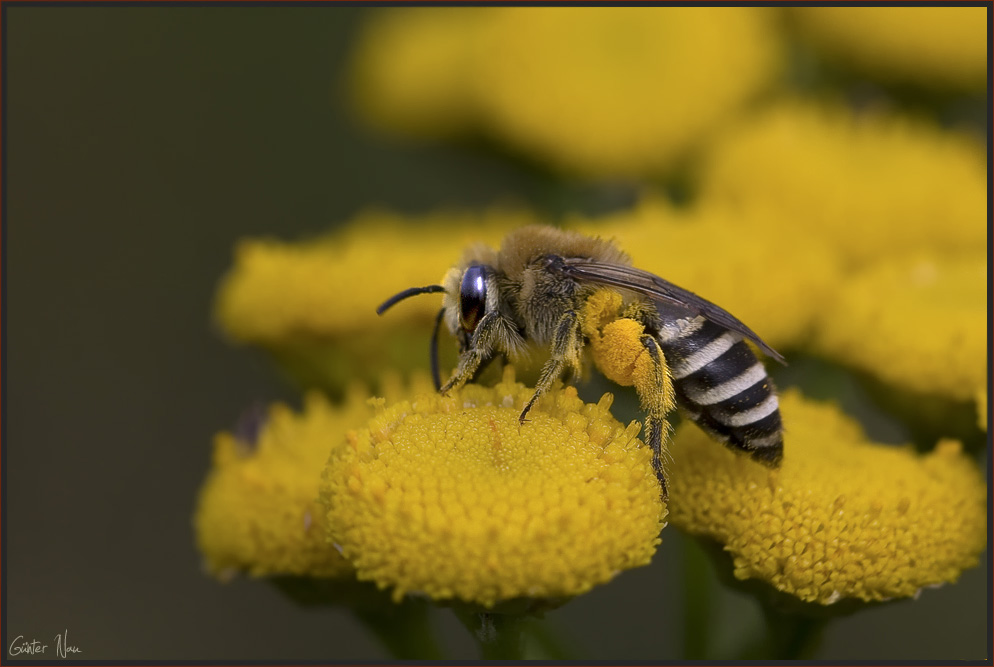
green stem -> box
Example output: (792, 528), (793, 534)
(760, 603), (827, 660)
(453, 608), (526, 660)
(520, 617), (576, 660)
(353, 599), (444, 660)
(682, 536), (713, 659)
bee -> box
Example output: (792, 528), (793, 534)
(377, 226), (785, 495)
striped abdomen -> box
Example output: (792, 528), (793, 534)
(657, 317), (783, 466)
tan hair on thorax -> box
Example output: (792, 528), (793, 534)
(495, 226), (631, 281)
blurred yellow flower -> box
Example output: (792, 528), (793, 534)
(214, 208), (531, 344)
(350, 7), (782, 178)
(263, 330), (452, 397)
(473, 7), (783, 177)
(194, 392), (361, 579)
(668, 390), (987, 604)
(320, 368), (665, 607)
(195, 375), (437, 580)
(813, 253), (986, 404)
(569, 196), (842, 352)
(349, 8), (484, 139)
(700, 101), (986, 266)
(792, 7), (987, 89)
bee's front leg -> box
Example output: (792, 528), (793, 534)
(519, 310), (582, 423)
(440, 312), (513, 395)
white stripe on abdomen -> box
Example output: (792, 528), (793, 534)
(721, 393), (780, 427)
(684, 362), (766, 405)
(671, 332), (737, 379)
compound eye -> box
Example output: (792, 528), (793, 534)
(459, 265), (488, 333)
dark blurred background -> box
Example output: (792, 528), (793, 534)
(3, 6), (987, 661)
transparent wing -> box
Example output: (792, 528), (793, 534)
(560, 258), (786, 364)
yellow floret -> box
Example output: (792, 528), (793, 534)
(194, 374), (435, 579)
(320, 368), (666, 607)
(813, 254), (986, 403)
(668, 390), (987, 604)
(700, 101), (986, 266)
(792, 7), (987, 89)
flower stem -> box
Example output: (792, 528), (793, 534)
(453, 608), (526, 660)
(760, 603), (827, 660)
(353, 599), (444, 660)
(682, 535), (713, 659)
(269, 578), (444, 659)
(520, 617), (576, 659)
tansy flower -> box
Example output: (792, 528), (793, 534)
(569, 196), (842, 352)
(194, 375), (431, 579)
(348, 8), (484, 139)
(215, 208), (533, 343)
(320, 368), (666, 608)
(699, 101), (987, 266)
(212, 208), (535, 388)
(812, 253), (986, 405)
(349, 7), (782, 178)
(791, 7), (987, 90)
(667, 389), (987, 605)
(471, 7), (783, 178)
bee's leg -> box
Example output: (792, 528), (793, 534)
(440, 312), (506, 394)
(520, 310), (582, 423)
(637, 334), (673, 500)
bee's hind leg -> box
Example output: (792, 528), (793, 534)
(636, 334), (675, 501)
(519, 310), (582, 423)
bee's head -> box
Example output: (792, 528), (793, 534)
(440, 262), (502, 347)
(375, 262), (498, 390)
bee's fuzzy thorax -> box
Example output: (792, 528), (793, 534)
(495, 226), (631, 282)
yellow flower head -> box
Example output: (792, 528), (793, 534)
(349, 7), (782, 178)
(813, 253), (986, 404)
(700, 101), (987, 266)
(215, 208), (531, 344)
(569, 196), (843, 352)
(195, 375), (432, 580)
(212, 209), (535, 388)
(320, 368), (665, 607)
(792, 7), (987, 89)
(348, 8), (484, 139)
(668, 389), (987, 604)
(473, 7), (782, 177)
